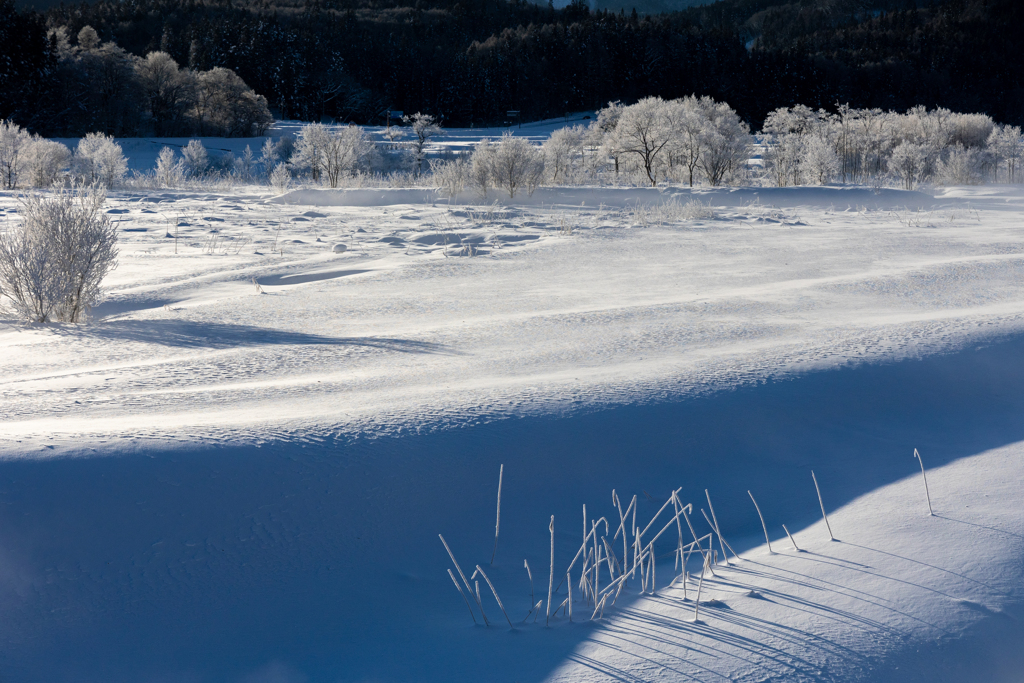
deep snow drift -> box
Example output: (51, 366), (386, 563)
(0, 181), (1022, 682)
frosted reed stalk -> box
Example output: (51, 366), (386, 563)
(693, 553), (708, 622)
(913, 448), (934, 516)
(475, 580), (489, 625)
(491, 464), (503, 564)
(475, 565), (514, 629)
(567, 572), (573, 621)
(748, 490), (773, 553)
(448, 568), (477, 624)
(546, 515), (555, 626)
(439, 534), (484, 623)
(782, 524), (799, 551)
(812, 471), (835, 540)
(524, 559), (534, 605)
(705, 489), (736, 564)
(699, 511), (719, 576)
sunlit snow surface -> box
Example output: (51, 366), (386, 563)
(0, 179), (1022, 682)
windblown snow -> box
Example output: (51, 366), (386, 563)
(0, 180), (1022, 682)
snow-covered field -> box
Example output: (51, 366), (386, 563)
(0, 175), (1023, 682)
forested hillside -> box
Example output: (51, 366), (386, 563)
(1, 0), (1021, 135)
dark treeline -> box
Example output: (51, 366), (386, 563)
(1, 0), (1022, 136)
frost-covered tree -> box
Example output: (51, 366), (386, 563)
(73, 133), (127, 188)
(611, 97), (673, 186)
(988, 125), (1023, 183)
(293, 123), (331, 183)
(24, 137), (72, 188)
(269, 163), (291, 191)
(469, 140), (495, 198)
(763, 133), (803, 187)
(0, 186), (117, 323)
(234, 145), (257, 182)
(487, 132), (544, 198)
(698, 99), (751, 186)
(322, 126), (374, 187)
(155, 146), (183, 187)
(0, 119), (32, 189)
(936, 144), (985, 185)
(890, 142), (929, 190)
(180, 140), (209, 179)
(402, 113), (443, 173)
(801, 136), (841, 185)
(542, 125), (585, 184)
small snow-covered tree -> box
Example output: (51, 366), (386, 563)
(936, 144), (984, 185)
(890, 142), (929, 190)
(234, 145), (257, 182)
(762, 133), (803, 187)
(988, 125), (1023, 183)
(73, 133), (127, 188)
(664, 96), (705, 187)
(801, 136), (840, 185)
(155, 146), (183, 187)
(611, 97), (673, 186)
(24, 137), (72, 188)
(0, 185), (118, 323)
(402, 113), (443, 173)
(269, 163), (291, 191)
(470, 140), (496, 198)
(698, 99), (752, 186)
(180, 140), (209, 179)
(0, 120), (32, 189)
(322, 126), (374, 187)
(293, 123), (331, 183)
(542, 126), (585, 184)
(489, 132), (544, 198)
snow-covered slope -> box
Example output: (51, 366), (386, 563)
(0, 183), (1021, 682)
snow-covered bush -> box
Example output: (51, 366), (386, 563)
(73, 133), (128, 188)
(155, 146), (184, 187)
(470, 140), (495, 198)
(234, 145), (257, 182)
(543, 126), (585, 184)
(293, 123), (376, 187)
(429, 155), (470, 198)
(479, 132), (544, 199)
(890, 142), (930, 190)
(988, 125), (1023, 183)
(270, 163), (291, 191)
(24, 137), (72, 188)
(936, 144), (985, 185)
(800, 136), (841, 185)
(180, 140), (209, 179)
(0, 119), (32, 189)
(0, 185), (118, 322)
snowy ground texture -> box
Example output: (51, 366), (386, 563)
(0, 176), (1023, 682)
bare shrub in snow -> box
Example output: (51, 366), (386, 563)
(73, 133), (128, 188)
(0, 186), (118, 322)
(0, 119), (32, 189)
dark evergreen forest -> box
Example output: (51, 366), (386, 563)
(2, 0), (1022, 135)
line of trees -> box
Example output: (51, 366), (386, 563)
(2, 0), (1022, 136)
